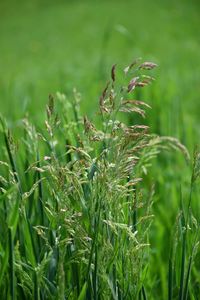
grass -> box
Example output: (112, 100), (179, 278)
(0, 0), (200, 298)
(0, 61), (200, 299)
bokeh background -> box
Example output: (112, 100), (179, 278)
(0, 0), (200, 298)
(1, 0), (200, 142)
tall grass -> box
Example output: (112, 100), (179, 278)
(0, 61), (199, 299)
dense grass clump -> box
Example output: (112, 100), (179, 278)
(0, 61), (199, 299)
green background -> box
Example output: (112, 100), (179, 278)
(0, 0), (200, 145)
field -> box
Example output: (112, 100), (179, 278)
(0, 0), (200, 299)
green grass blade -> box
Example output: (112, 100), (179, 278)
(168, 254), (173, 300)
(22, 216), (37, 267)
(34, 269), (39, 300)
(78, 282), (87, 300)
(8, 227), (15, 300)
(36, 151), (45, 225)
(183, 229), (199, 300)
(93, 245), (98, 300)
(141, 285), (147, 300)
(2, 127), (22, 196)
(183, 255), (192, 300)
(179, 221), (186, 300)
(0, 243), (9, 286)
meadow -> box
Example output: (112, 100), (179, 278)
(0, 0), (200, 299)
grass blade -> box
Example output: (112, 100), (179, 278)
(78, 282), (87, 300)
(168, 250), (173, 300)
(9, 227), (15, 300)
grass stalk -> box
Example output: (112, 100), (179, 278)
(8, 227), (15, 300)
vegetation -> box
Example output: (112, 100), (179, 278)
(0, 0), (200, 299)
(0, 61), (199, 299)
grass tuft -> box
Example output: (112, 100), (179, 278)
(0, 61), (199, 299)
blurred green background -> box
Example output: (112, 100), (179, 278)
(0, 0), (200, 298)
(0, 0), (200, 144)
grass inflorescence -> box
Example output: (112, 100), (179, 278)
(0, 61), (199, 299)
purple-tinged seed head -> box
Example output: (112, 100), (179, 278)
(127, 77), (139, 93)
(139, 62), (158, 70)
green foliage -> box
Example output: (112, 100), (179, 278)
(0, 1), (200, 298)
(0, 62), (199, 299)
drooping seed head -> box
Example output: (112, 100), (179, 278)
(127, 77), (139, 93)
(139, 62), (158, 70)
